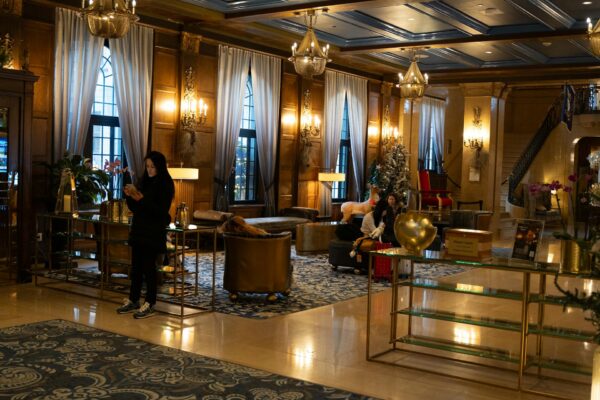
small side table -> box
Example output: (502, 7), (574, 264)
(296, 221), (341, 253)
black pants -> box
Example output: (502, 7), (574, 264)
(129, 246), (163, 306)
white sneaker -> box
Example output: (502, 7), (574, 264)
(133, 302), (155, 319)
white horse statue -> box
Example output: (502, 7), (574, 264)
(340, 185), (379, 222)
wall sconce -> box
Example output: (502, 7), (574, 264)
(181, 66), (208, 145)
(0, 33), (15, 69)
(464, 106), (483, 153)
(299, 89), (320, 168)
(381, 104), (399, 152)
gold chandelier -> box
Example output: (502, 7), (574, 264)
(289, 10), (330, 80)
(588, 18), (600, 57)
(81, 0), (139, 39)
(397, 55), (428, 99)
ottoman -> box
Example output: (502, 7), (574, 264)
(296, 221), (341, 253)
(328, 238), (369, 274)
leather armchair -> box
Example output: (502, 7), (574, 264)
(223, 232), (292, 302)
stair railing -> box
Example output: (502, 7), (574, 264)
(507, 85), (599, 207)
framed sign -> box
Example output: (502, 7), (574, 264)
(512, 219), (545, 262)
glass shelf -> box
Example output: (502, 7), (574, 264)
(372, 247), (600, 280)
(401, 278), (523, 301)
(397, 307), (522, 332)
(399, 335), (520, 364)
(529, 325), (595, 342)
(526, 357), (592, 376)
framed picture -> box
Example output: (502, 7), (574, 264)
(468, 166), (480, 182)
(0, 107), (7, 131)
(512, 219), (545, 261)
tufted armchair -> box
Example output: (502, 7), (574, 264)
(223, 231), (292, 302)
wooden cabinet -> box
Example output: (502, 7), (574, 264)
(0, 69), (38, 282)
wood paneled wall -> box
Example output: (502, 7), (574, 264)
(20, 6), (384, 219)
(22, 19), (53, 213)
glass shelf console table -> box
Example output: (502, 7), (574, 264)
(367, 247), (597, 400)
(33, 212), (217, 318)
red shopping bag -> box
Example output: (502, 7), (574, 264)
(373, 241), (393, 281)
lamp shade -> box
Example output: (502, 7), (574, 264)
(169, 167), (199, 180)
(318, 172), (346, 182)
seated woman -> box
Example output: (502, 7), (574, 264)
(380, 193), (401, 246)
(350, 198), (388, 258)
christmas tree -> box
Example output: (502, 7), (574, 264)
(367, 143), (411, 207)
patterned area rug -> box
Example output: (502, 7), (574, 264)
(0, 319), (376, 399)
(40, 247), (467, 319)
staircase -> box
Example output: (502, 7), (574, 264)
(505, 85), (599, 209)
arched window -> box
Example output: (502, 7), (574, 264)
(229, 74), (258, 203)
(87, 44), (124, 197)
(332, 96), (350, 201)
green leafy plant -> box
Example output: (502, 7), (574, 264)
(41, 152), (109, 205)
(554, 274), (600, 343)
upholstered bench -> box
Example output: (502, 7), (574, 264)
(296, 221), (341, 253)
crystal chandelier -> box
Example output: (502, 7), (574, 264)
(81, 0), (139, 39)
(588, 18), (600, 57)
(397, 55), (429, 99)
(289, 10), (330, 80)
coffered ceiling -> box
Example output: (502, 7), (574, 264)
(51, 0), (600, 83)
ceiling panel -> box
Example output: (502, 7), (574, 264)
(444, 0), (536, 27)
(550, 0), (600, 21)
(286, 14), (382, 39)
(453, 41), (517, 61)
(362, 5), (457, 34)
(523, 39), (593, 58)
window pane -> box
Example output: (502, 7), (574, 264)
(333, 98), (351, 201)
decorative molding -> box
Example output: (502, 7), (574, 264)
(181, 32), (202, 54)
(0, 0), (22, 15)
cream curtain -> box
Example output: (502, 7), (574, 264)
(419, 97), (446, 172)
(109, 24), (154, 181)
(53, 7), (103, 159)
(319, 71), (347, 216)
(214, 45), (251, 211)
(250, 52), (281, 216)
(346, 74), (368, 201)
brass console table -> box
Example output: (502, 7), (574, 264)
(34, 213), (217, 318)
(367, 247), (596, 400)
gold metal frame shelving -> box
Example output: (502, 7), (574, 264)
(33, 213), (217, 318)
(366, 247), (596, 400)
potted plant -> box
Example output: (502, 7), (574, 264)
(41, 152), (110, 208)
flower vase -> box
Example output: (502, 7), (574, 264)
(559, 240), (592, 274)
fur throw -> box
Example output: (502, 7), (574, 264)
(219, 215), (269, 237)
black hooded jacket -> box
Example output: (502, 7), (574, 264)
(126, 174), (174, 252)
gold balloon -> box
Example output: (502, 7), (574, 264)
(393, 212), (438, 255)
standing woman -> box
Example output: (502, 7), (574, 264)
(117, 151), (174, 318)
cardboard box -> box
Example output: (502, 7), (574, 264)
(444, 228), (493, 261)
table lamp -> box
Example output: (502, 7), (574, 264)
(318, 172), (346, 217)
(168, 167), (199, 219)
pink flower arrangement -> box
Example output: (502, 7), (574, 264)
(103, 158), (128, 199)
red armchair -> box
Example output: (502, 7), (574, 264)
(418, 170), (453, 214)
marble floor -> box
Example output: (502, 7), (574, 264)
(1, 254), (592, 400)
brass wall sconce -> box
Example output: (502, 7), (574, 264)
(464, 136), (483, 151)
(299, 89), (320, 167)
(472, 105), (482, 129)
(381, 104), (399, 152)
(464, 106), (483, 153)
(181, 66), (207, 145)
